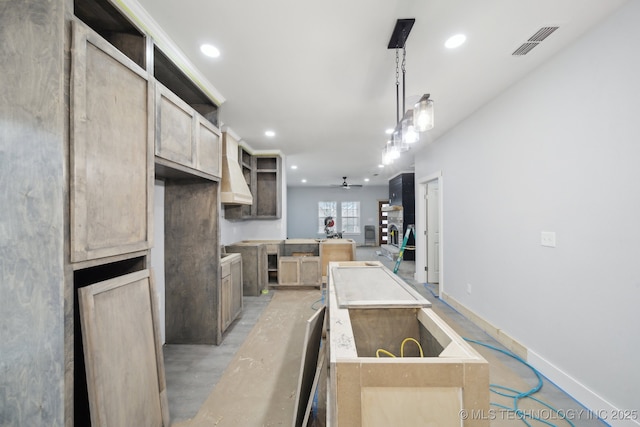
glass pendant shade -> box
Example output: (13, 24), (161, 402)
(382, 145), (393, 165)
(414, 94), (434, 132)
(382, 141), (399, 164)
(401, 110), (419, 143)
(392, 128), (408, 153)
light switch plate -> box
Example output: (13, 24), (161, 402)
(541, 231), (556, 247)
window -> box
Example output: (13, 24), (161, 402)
(341, 201), (360, 234)
(318, 201), (337, 233)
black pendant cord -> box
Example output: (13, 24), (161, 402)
(402, 47), (407, 117)
(395, 48), (400, 125)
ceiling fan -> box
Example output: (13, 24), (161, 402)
(331, 176), (363, 189)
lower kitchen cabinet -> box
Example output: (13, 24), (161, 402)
(278, 256), (321, 287)
(225, 242), (268, 296)
(221, 253), (243, 333)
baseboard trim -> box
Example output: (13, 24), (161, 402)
(528, 350), (640, 427)
(441, 292), (639, 427)
(441, 292), (528, 359)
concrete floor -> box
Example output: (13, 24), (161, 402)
(164, 246), (606, 426)
(163, 294), (273, 422)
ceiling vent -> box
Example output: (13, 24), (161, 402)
(512, 26), (559, 56)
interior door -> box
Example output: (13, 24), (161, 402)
(378, 201), (389, 246)
(426, 182), (440, 284)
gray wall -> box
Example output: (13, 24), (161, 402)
(0, 1), (65, 426)
(287, 186), (388, 245)
(414, 0), (639, 415)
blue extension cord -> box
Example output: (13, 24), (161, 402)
(463, 337), (576, 427)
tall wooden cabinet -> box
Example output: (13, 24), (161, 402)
(65, 2), (224, 426)
(70, 21), (153, 263)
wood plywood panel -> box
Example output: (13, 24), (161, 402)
(78, 270), (169, 427)
(320, 240), (355, 278)
(155, 83), (195, 167)
(164, 180), (220, 344)
(256, 171), (277, 216)
(348, 308), (420, 357)
(279, 257), (300, 285)
(71, 21), (152, 262)
(229, 256), (243, 322)
(300, 256), (321, 286)
(196, 116), (221, 177)
(1, 2), (66, 425)
(292, 306), (326, 427)
(221, 275), (232, 331)
(361, 387), (462, 427)
(332, 264), (430, 308)
(225, 244), (268, 296)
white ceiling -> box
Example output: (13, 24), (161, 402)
(136, 0), (627, 187)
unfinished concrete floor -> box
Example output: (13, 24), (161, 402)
(163, 246), (606, 426)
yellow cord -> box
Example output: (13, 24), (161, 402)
(375, 349), (396, 358)
(376, 338), (424, 358)
(401, 337), (424, 357)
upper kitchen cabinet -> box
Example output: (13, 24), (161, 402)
(223, 125), (281, 220)
(70, 20), (153, 263)
(154, 48), (221, 180)
(224, 150), (282, 220)
(255, 155), (281, 218)
(73, 0), (147, 70)
(196, 116), (222, 177)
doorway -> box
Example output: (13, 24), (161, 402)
(417, 173), (442, 296)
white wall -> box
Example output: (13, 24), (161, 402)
(287, 186), (388, 245)
(414, 1), (640, 419)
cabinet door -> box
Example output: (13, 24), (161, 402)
(221, 274), (232, 331)
(70, 21), (153, 262)
(78, 270), (169, 426)
(230, 257), (243, 323)
(155, 82), (196, 168)
(196, 115), (221, 178)
(278, 257), (300, 286)
(300, 257), (321, 286)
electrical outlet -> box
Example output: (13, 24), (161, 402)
(541, 231), (556, 248)
(466, 283), (472, 294)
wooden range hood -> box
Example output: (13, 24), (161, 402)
(221, 127), (253, 205)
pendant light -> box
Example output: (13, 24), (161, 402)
(414, 94), (434, 131)
(381, 19), (434, 164)
(401, 109), (419, 144)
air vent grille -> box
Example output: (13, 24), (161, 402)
(529, 26), (558, 42)
(512, 26), (559, 56)
(512, 42), (539, 56)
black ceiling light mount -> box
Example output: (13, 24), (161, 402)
(387, 18), (416, 49)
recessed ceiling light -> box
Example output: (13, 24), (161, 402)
(301, 179), (307, 183)
(385, 128), (394, 135)
(291, 165), (298, 170)
(200, 44), (220, 58)
(445, 34), (466, 49)
(378, 164), (384, 168)
(265, 130), (276, 137)
(364, 178), (370, 182)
